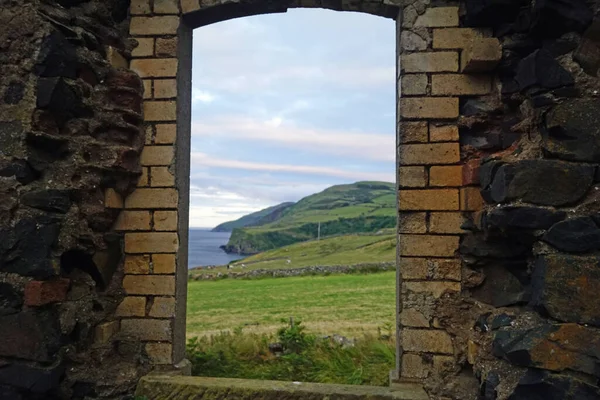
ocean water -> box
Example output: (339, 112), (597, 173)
(188, 229), (244, 269)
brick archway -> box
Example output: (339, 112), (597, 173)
(121, 0), (490, 380)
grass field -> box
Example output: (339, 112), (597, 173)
(186, 271), (396, 338)
(190, 232), (396, 274)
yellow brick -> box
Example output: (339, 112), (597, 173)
(106, 47), (128, 69)
(132, 38), (154, 57)
(460, 187), (484, 211)
(154, 210), (178, 231)
(154, 79), (177, 98)
(414, 7), (459, 27)
(430, 212), (465, 234)
(138, 167), (149, 187)
(403, 329), (454, 354)
(141, 146), (174, 166)
(430, 124), (459, 142)
(399, 189), (459, 211)
(131, 59), (178, 78)
(143, 80), (152, 99)
(151, 167), (176, 187)
(399, 213), (427, 234)
(154, 0), (179, 14)
(429, 165), (462, 187)
(153, 254), (176, 274)
(181, 0), (200, 13)
(146, 343), (173, 364)
(400, 235), (459, 257)
(125, 232), (179, 253)
(462, 38), (502, 73)
(116, 297), (146, 317)
(156, 37), (178, 57)
(399, 166), (427, 188)
(400, 258), (461, 281)
(123, 275), (175, 295)
(399, 143), (460, 165)
(399, 121), (428, 143)
(401, 52), (458, 73)
(149, 297), (176, 318)
(402, 353), (428, 379)
(401, 98), (459, 119)
(130, 16), (180, 35)
(124, 255), (151, 274)
(401, 309), (430, 328)
(114, 210), (151, 231)
(401, 74), (428, 96)
(130, 0), (151, 14)
(94, 321), (119, 344)
(144, 101), (177, 121)
(431, 74), (491, 96)
(433, 28), (487, 49)
(121, 318), (171, 341)
(105, 188), (123, 209)
(155, 124), (177, 144)
(404, 281), (461, 298)
(125, 188), (178, 209)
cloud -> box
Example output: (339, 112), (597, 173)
(191, 152), (393, 181)
(191, 116), (395, 162)
(193, 89), (216, 103)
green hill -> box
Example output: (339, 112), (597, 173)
(221, 181), (396, 254)
(211, 202), (295, 232)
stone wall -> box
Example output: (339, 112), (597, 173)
(0, 0), (152, 398)
(2, 0), (600, 399)
(396, 1), (600, 399)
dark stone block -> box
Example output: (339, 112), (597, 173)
(0, 282), (22, 316)
(491, 314), (515, 330)
(531, 0), (593, 38)
(0, 121), (23, 157)
(36, 77), (88, 126)
(479, 371), (500, 400)
(483, 160), (594, 206)
(0, 160), (37, 185)
(574, 19), (600, 76)
(0, 310), (62, 362)
(508, 370), (600, 400)
(460, 234), (529, 259)
(493, 323), (600, 377)
(543, 98), (600, 162)
(532, 254), (600, 326)
(471, 263), (529, 307)
(34, 31), (77, 78)
(0, 360), (64, 394)
(474, 313), (492, 333)
(464, 0), (526, 28)
(0, 218), (60, 278)
(516, 50), (574, 91)
(485, 206), (566, 231)
(3, 81), (25, 105)
(543, 217), (600, 253)
(21, 190), (71, 213)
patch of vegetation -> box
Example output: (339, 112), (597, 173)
(190, 233), (396, 274)
(186, 272), (396, 337)
(220, 181), (396, 254)
(186, 321), (395, 386)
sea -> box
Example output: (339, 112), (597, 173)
(187, 229), (244, 270)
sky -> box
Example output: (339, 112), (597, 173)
(189, 9), (396, 228)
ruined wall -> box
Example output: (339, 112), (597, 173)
(397, 0), (600, 399)
(0, 0), (152, 398)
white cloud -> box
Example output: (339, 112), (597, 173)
(191, 116), (394, 162)
(191, 152), (393, 181)
(193, 89), (216, 103)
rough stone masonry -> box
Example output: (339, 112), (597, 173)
(1, 0), (600, 399)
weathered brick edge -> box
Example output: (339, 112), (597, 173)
(397, 4), (497, 381)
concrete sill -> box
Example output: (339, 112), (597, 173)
(136, 376), (429, 400)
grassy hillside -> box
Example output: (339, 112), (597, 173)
(190, 231), (396, 275)
(186, 271), (396, 338)
(211, 202), (294, 232)
(222, 182), (396, 254)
